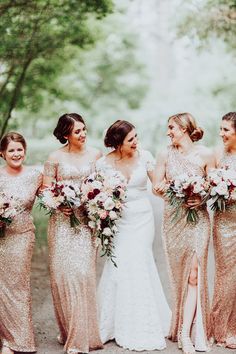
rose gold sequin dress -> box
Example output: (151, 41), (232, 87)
(211, 153), (236, 347)
(162, 146), (211, 351)
(0, 167), (41, 352)
(44, 161), (103, 354)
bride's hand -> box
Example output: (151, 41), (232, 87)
(153, 181), (167, 195)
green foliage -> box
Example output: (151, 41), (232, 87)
(178, 0), (236, 51)
(0, 0), (113, 137)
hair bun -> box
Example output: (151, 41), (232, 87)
(190, 127), (204, 142)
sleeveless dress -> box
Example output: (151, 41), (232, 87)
(44, 161), (103, 354)
(97, 150), (171, 351)
(0, 167), (41, 352)
(162, 146), (211, 351)
(210, 153), (236, 347)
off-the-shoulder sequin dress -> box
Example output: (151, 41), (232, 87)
(162, 146), (211, 351)
(0, 167), (41, 352)
(44, 161), (103, 354)
(97, 150), (171, 351)
(211, 153), (236, 348)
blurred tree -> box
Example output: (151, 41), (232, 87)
(9, 11), (147, 142)
(178, 0), (236, 51)
(0, 0), (113, 137)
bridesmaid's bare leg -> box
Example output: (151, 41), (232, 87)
(181, 254), (198, 354)
(1, 346), (14, 354)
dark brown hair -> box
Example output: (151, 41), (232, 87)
(168, 112), (204, 142)
(222, 112), (236, 131)
(53, 113), (85, 144)
(104, 120), (135, 149)
(0, 132), (27, 157)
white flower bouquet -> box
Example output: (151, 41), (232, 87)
(208, 168), (236, 212)
(81, 170), (127, 266)
(0, 193), (18, 237)
(38, 181), (81, 227)
(165, 174), (209, 225)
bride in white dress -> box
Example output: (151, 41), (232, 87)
(97, 120), (171, 351)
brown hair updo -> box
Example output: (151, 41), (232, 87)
(53, 113), (85, 144)
(0, 132), (27, 158)
(168, 112), (204, 142)
(104, 120), (135, 149)
(222, 112), (236, 131)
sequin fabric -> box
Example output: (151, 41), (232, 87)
(211, 153), (236, 347)
(0, 167), (41, 352)
(162, 146), (211, 343)
(44, 161), (103, 354)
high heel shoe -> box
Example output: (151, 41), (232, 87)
(57, 334), (65, 345)
(178, 326), (196, 354)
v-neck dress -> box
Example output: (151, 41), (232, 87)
(96, 150), (171, 351)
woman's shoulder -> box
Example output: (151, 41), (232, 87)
(46, 149), (62, 164)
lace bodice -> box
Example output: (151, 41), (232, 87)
(96, 150), (155, 202)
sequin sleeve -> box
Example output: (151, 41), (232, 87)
(143, 150), (155, 172)
(43, 161), (58, 179)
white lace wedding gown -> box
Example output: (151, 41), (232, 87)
(96, 150), (171, 351)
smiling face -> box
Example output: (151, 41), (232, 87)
(120, 128), (138, 154)
(66, 120), (87, 148)
(220, 119), (236, 150)
(167, 118), (186, 145)
(3, 141), (25, 169)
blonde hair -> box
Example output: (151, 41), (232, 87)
(168, 113), (204, 142)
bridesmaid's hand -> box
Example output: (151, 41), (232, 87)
(59, 206), (73, 216)
(185, 196), (202, 209)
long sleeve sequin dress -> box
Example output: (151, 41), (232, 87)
(44, 161), (103, 354)
(210, 153), (236, 348)
(162, 146), (211, 351)
(0, 167), (41, 352)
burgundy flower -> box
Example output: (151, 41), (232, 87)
(88, 191), (94, 200)
(93, 188), (100, 196)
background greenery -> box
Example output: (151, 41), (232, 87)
(0, 0), (235, 245)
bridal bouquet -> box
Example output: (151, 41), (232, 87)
(165, 174), (209, 225)
(38, 181), (81, 227)
(0, 193), (18, 237)
(81, 170), (127, 266)
(208, 168), (236, 212)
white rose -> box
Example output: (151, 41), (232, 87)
(102, 227), (112, 236)
(91, 181), (102, 189)
(215, 181), (229, 197)
(63, 186), (76, 199)
(104, 198), (115, 210)
(109, 211), (118, 220)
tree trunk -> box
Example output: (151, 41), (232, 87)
(0, 58), (32, 138)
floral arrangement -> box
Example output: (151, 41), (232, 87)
(0, 194), (18, 237)
(38, 181), (81, 227)
(208, 167), (236, 212)
(81, 170), (127, 266)
(165, 174), (209, 224)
